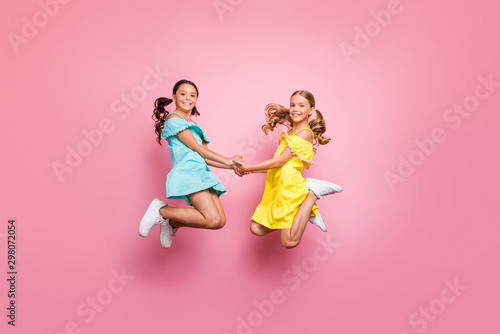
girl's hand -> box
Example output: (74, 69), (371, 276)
(231, 156), (247, 176)
(227, 155), (243, 167)
(233, 159), (248, 172)
(234, 166), (247, 177)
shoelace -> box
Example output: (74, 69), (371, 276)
(160, 222), (177, 235)
(148, 218), (165, 232)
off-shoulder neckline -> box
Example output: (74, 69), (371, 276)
(167, 111), (198, 124)
(166, 115), (198, 125)
(283, 129), (314, 145)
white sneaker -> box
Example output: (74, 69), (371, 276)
(139, 198), (167, 237)
(306, 178), (343, 199)
(160, 221), (178, 248)
(309, 210), (327, 232)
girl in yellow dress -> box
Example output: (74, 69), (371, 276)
(234, 90), (342, 248)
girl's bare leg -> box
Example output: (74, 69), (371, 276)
(280, 190), (318, 249)
(250, 222), (275, 236)
(159, 188), (226, 230)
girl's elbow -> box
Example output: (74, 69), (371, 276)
(275, 159), (288, 168)
(191, 145), (204, 154)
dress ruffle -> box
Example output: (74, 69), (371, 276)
(282, 131), (314, 166)
(161, 118), (210, 143)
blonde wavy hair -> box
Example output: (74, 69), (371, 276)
(261, 90), (330, 145)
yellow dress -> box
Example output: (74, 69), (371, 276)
(251, 128), (318, 229)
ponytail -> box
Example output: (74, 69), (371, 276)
(261, 104), (331, 146)
(152, 79), (201, 145)
(152, 97), (173, 146)
(191, 106), (201, 117)
(309, 109), (330, 145)
(261, 103), (291, 134)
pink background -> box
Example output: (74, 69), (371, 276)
(2, 0), (499, 333)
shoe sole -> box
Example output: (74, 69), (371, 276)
(139, 198), (165, 237)
(307, 178), (343, 195)
(310, 210), (327, 232)
(160, 222), (173, 248)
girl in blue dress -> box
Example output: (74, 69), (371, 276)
(139, 79), (243, 248)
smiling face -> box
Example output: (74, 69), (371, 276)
(172, 83), (198, 113)
(289, 94), (314, 124)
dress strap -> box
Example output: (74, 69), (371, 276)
(291, 127), (315, 139)
(168, 111), (186, 121)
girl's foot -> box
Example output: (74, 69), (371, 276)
(160, 221), (178, 248)
(306, 178), (343, 199)
(310, 210), (327, 232)
(139, 198), (167, 237)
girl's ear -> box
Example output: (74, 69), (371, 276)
(172, 94), (176, 102)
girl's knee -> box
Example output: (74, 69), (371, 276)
(216, 216), (226, 229)
(281, 237), (300, 249)
(206, 215), (225, 230)
(250, 223), (260, 236)
(250, 223), (269, 236)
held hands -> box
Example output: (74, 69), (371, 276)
(232, 159), (248, 177)
(231, 155), (248, 177)
(227, 155), (243, 167)
(226, 155), (242, 168)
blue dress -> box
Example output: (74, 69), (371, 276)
(160, 112), (226, 205)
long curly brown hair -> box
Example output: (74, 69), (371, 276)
(152, 79), (200, 146)
(261, 90), (330, 145)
